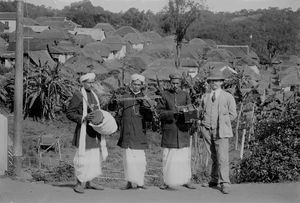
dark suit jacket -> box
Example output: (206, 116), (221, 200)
(66, 90), (101, 149)
(157, 88), (191, 148)
(108, 90), (153, 149)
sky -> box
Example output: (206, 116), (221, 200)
(24, 0), (300, 13)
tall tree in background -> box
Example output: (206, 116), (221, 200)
(162, 0), (205, 68)
(121, 8), (157, 31)
(61, 0), (104, 27)
(0, 1), (57, 18)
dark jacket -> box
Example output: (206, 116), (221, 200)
(108, 90), (153, 149)
(66, 90), (101, 149)
(157, 88), (191, 148)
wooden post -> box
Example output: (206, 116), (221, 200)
(235, 103), (244, 150)
(175, 43), (181, 68)
(248, 104), (256, 145)
(240, 129), (246, 159)
(121, 68), (125, 87)
(13, 0), (24, 176)
(0, 114), (8, 175)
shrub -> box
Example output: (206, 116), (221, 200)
(0, 65), (12, 75)
(232, 113), (300, 183)
(0, 72), (14, 109)
(0, 79), (8, 104)
(23, 64), (76, 120)
(31, 161), (75, 183)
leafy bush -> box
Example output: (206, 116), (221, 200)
(0, 72), (14, 110)
(1, 64), (77, 118)
(31, 161), (75, 183)
(23, 64), (77, 120)
(232, 113), (300, 183)
(0, 78), (8, 104)
(0, 65), (12, 75)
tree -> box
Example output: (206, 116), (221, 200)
(160, 0), (206, 68)
(266, 39), (280, 65)
(0, 1), (57, 19)
(122, 8), (141, 28)
(120, 8), (156, 31)
(61, 0), (104, 27)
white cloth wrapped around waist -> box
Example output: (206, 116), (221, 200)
(89, 109), (117, 135)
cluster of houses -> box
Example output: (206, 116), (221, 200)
(0, 12), (162, 72)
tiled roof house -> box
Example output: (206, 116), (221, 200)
(94, 23), (115, 37)
(0, 12), (16, 33)
(102, 35), (126, 59)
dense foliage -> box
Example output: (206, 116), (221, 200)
(0, 76), (8, 104)
(0, 71), (14, 111)
(233, 98), (300, 183)
(31, 161), (75, 183)
(0, 65), (76, 120)
(23, 65), (76, 120)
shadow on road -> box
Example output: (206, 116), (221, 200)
(52, 183), (74, 188)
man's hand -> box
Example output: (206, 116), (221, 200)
(90, 110), (104, 125)
(174, 112), (184, 120)
(137, 96), (154, 108)
(83, 112), (95, 122)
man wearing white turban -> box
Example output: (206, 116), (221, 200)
(130, 73), (145, 84)
(108, 73), (153, 190)
(66, 72), (105, 193)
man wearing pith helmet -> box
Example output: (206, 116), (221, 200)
(199, 70), (237, 194)
(157, 73), (196, 190)
(66, 72), (105, 193)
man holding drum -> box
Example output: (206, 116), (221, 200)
(66, 72), (110, 193)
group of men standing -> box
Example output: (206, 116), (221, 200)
(66, 70), (237, 194)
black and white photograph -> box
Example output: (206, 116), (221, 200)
(0, 0), (299, 202)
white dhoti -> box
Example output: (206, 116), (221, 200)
(123, 148), (146, 186)
(163, 147), (192, 186)
(73, 148), (102, 182)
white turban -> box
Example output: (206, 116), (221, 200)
(131, 74), (145, 83)
(80, 73), (96, 83)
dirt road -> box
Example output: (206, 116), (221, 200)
(0, 178), (299, 203)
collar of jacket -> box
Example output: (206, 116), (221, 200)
(129, 90), (143, 97)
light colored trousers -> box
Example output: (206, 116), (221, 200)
(73, 148), (102, 183)
(201, 127), (230, 185)
(123, 148), (146, 186)
(163, 147), (192, 186)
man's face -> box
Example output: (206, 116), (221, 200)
(170, 78), (181, 90)
(208, 80), (223, 90)
(131, 80), (143, 93)
(82, 80), (94, 91)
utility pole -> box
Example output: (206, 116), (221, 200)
(13, 0), (24, 176)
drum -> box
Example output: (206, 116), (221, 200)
(89, 110), (118, 135)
